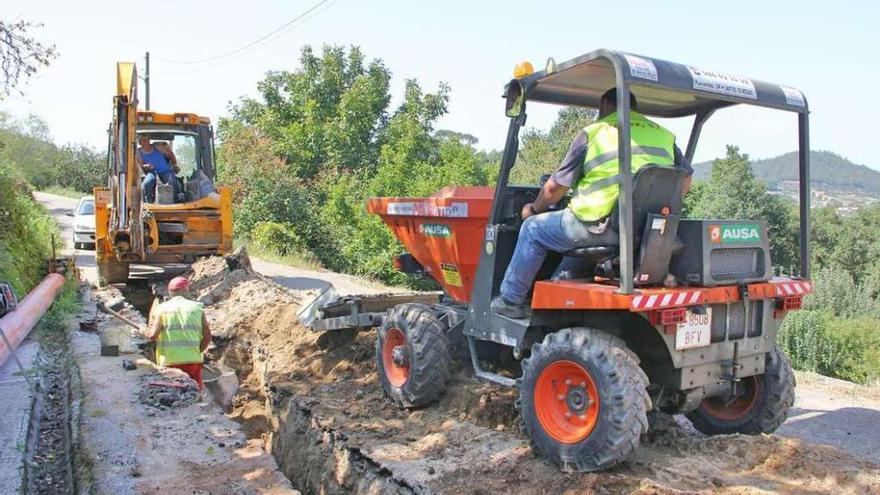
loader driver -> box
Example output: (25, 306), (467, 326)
(142, 276), (212, 389)
(137, 134), (178, 203)
(490, 89), (692, 319)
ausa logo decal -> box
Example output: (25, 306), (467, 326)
(709, 223), (761, 244)
(419, 223), (452, 238)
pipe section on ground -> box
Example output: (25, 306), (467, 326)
(0, 273), (66, 368)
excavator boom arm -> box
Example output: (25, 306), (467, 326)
(109, 62), (144, 257)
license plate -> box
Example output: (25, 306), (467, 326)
(675, 308), (712, 350)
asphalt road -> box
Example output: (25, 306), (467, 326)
(32, 191), (880, 465)
(0, 341), (39, 494)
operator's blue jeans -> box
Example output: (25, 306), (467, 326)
(499, 209), (619, 305)
(143, 170), (175, 203)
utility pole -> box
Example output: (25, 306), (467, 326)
(144, 51), (151, 110)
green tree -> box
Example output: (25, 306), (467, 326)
(0, 112), (105, 193)
(511, 106), (596, 185)
(218, 44), (493, 285)
(227, 45), (391, 179)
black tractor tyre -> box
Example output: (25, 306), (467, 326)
(687, 345), (795, 436)
(376, 303), (451, 408)
(519, 328), (651, 472)
(97, 260), (130, 287)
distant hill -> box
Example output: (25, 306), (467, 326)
(693, 151), (880, 196)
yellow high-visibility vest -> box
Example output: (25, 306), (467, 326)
(569, 111), (676, 221)
(155, 296), (204, 366)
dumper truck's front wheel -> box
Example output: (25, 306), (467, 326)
(520, 328), (650, 472)
(687, 345), (795, 435)
(377, 303), (451, 408)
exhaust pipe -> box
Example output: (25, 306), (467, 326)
(0, 274), (66, 368)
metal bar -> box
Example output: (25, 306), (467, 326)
(617, 81), (634, 294)
(144, 51), (151, 111)
(96, 301), (143, 331)
(489, 115), (524, 223)
(311, 313), (381, 333)
(466, 336), (517, 387)
(798, 112), (811, 279)
(684, 109), (716, 165)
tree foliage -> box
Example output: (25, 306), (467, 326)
(0, 166), (60, 295)
(0, 19), (57, 98)
(229, 45), (392, 179)
(511, 107), (596, 185)
(0, 112), (105, 193)
(693, 150), (880, 195)
(219, 45), (493, 285)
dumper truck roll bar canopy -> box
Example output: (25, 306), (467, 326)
(500, 48), (811, 293)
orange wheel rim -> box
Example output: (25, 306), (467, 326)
(382, 328), (409, 387)
(534, 360), (600, 444)
(700, 376), (761, 421)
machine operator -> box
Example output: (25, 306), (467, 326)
(137, 134), (178, 203)
(490, 89), (693, 319)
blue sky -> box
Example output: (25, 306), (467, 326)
(3, 0), (878, 167)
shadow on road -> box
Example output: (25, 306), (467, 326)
(780, 406), (880, 463)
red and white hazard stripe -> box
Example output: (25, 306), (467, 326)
(774, 281), (812, 296)
(631, 290), (702, 310)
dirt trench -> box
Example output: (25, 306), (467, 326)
(183, 251), (880, 494)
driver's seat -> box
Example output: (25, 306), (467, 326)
(562, 165), (689, 272)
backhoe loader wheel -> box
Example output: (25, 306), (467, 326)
(520, 328), (650, 472)
(377, 303), (451, 408)
(97, 261), (129, 286)
(687, 345), (795, 435)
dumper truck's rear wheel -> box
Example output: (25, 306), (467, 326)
(687, 345), (795, 435)
(520, 328), (650, 472)
(97, 260), (129, 286)
(377, 303), (451, 408)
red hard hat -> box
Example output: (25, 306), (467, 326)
(168, 276), (190, 292)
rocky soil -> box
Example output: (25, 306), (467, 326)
(138, 369), (200, 410)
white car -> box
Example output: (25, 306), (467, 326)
(72, 196), (96, 250)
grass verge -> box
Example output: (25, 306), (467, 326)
(236, 239), (324, 272)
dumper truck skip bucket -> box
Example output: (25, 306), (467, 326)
(367, 186), (494, 302)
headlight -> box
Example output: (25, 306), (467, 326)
(75, 222), (95, 231)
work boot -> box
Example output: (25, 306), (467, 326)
(490, 296), (527, 319)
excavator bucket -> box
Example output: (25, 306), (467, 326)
(367, 186), (494, 302)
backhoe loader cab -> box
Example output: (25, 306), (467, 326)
(133, 112), (219, 203)
(94, 62), (232, 285)
(309, 49), (810, 472)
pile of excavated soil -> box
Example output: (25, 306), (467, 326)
(190, 252), (880, 494)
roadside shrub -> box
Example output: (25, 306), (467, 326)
(824, 317), (880, 384)
(250, 221), (305, 257)
(778, 310), (833, 374)
(806, 266), (880, 318)
(779, 310), (880, 384)
(0, 166), (59, 295)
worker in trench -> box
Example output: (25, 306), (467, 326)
(490, 89), (693, 318)
(142, 276), (211, 389)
